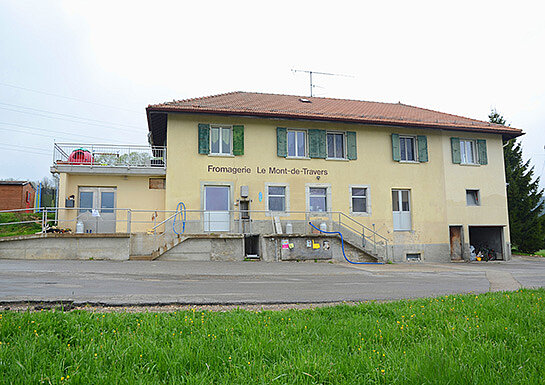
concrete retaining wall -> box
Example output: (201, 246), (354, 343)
(160, 236), (244, 261)
(0, 234), (130, 260)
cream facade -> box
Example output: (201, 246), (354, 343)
(162, 114), (510, 261)
(52, 93), (520, 262)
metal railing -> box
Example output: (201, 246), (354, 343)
(53, 143), (166, 168)
(0, 207), (389, 260)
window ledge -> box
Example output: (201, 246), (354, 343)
(286, 156), (310, 160)
(459, 163), (481, 167)
(399, 160), (419, 164)
(265, 211), (290, 217)
(208, 153), (235, 157)
(326, 157), (349, 162)
(350, 211), (371, 217)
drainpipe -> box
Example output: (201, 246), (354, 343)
(52, 172), (60, 225)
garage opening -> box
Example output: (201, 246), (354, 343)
(469, 226), (504, 261)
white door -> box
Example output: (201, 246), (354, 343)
(204, 186), (230, 232)
(392, 189), (411, 231)
(78, 187), (117, 233)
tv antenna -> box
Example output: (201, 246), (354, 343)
(291, 69), (353, 97)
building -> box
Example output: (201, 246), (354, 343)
(51, 92), (523, 262)
(0, 181), (36, 211)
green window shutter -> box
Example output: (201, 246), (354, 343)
(451, 137), (461, 164)
(232, 125), (244, 155)
(198, 123), (210, 154)
(391, 134), (401, 161)
(308, 129), (326, 158)
(477, 139), (487, 165)
(417, 135), (428, 162)
(346, 131), (357, 160)
(276, 127), (287, 157)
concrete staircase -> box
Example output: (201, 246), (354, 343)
(129, 234), (187, 261)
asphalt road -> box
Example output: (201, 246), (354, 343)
(1, 257), (544, 305)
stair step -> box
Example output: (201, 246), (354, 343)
(129, 255), (154, 261)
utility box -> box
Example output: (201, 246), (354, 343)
(240, 185), (249, 198)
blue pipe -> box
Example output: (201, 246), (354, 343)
(308, 222), (384, 264)
(173, 202), (186, 235)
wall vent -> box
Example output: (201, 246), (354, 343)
(406, 253), (421, 262)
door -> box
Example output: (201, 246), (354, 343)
(204, 186), (230, 232)
(449, 226), (463, 260)
(78, 187), (117, 233)
(392, 189), (411, 231)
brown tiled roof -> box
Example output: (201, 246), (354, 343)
(147, 91), (522, 137)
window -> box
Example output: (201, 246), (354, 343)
(210, 125), (231, 155)
(406, 253), (421, 261)
(351, 187), (368, 213)
(267, 186), (286, 212)
(79, 191), (94, 214)
(466, 190), (480, 206)
(309, 187), (327, 212)
(149, 178), (165, 189)
(400, 136), (416, 161)
(327, 132), (345, 159)
(287, 130), (306, 157)
(460, 139), (477, 164)
(25, 191), (30, 203)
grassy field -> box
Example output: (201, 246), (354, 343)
(1, 289), (544, 384)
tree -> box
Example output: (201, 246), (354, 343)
(491, 109), (545, 252)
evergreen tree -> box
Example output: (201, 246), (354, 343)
(490, 109), (545, 252)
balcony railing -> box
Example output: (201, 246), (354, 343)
(53, 143), (166, 168)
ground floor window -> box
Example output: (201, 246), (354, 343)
(350, 186), (368, 214)
(267, 185), (287, 212)
(308, 186), (329, 212)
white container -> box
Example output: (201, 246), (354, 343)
(286, 223), (293, 234)
(320, 222), (327, 232)
(76, 221), (84, 234)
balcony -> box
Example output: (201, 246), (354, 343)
(51, 143), (166, 176)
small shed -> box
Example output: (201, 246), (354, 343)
(0, 181), (36, 211)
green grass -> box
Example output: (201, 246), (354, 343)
(536, 250), (545, 257)
(0, 211), (56, 237)
(1, 289), (544, 384)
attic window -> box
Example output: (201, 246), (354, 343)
(299, 98), (311, 103)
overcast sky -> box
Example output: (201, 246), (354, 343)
(1, 0), (544, 186)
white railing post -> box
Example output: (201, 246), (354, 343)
(127, 209), (132, 234)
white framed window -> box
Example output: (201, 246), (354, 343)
(210, 125), (232, 155)
(287, 130), (306, 157)
(306, 185), (331, 212)
(400, 136), (416, 161)
(350, 186), (369, 214)
(392, 189), (411, 231)
(327, 132), (345, 159)
(460, 139), (477, 164)
(466, 189), (480, 206)
(266, 184), (288, 212)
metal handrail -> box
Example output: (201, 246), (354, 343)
(338, 212), (388, 242)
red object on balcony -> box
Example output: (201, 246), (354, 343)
(68, 148), (94, 164)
